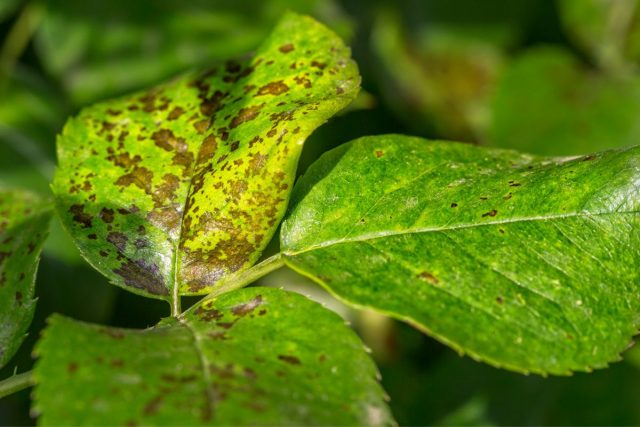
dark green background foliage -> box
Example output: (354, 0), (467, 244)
(2, 0), (640, 425)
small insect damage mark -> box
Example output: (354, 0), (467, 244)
(69, 204), (93, 229)
(231, 295), (264, 317)
(417, 271), (439, 285)
(482, 209), (498, 218)
(496, 296), (504, 304)
(256, 81), (289, 96)
(279, 43), (295, 53)
(278, 355), (301, 365)
(113, 258), (167, 296)
(450, 203), (458, 208)
(508, 181), (521, 187)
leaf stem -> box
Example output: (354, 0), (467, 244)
(0, 371), (34, 399)
(181, 253), (284, 317)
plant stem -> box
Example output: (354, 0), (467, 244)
(0, 371), (34, 399)
(181, 253), (284, 317)
(0, 2), (44, 84)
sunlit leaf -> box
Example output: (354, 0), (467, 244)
(281, 134), (640, 375)
(52, 13), (359, 305)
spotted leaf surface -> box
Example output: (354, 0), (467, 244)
(0, 188), (51, 368)
(52, 13), (360, 301)
(281, 135), (640, 375)
(33, 287), (393, 426)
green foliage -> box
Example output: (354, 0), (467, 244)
(486, 47), (640, 155)
(52, 13), (359, 302)
(1, 2), (640, 426)
(282, 135), (640, 374)
(33, 287), (391, 426)
(0, 188), (51, 368)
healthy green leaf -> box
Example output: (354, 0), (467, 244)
(487, 47), (640, 155)
(281, 134), (640, 375)
(35, 0), (348, 105)
(52, 13), (360, 302)
(0, 188), (51, 368)
(33, 287), (393, 426)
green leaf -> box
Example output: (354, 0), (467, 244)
(35, 0), (348, 105)
(281, 134), (640, 375)
(33, 287), (393, 426)
(558, 0), (640, 72)
(51, 13), (360, 302)
(486, 47), (640, 155)
(0, 188), (52, 368)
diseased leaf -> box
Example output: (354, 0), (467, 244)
(0, 188), (52, 368)
(281, 135), (640, 375)
(486, 47), (640, 156)
(52, 13), (360, 301)
(33, 287), (393, 426)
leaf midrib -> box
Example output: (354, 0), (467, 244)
(284, 209), (639, 255)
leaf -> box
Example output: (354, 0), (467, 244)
(558, 0), (640, 72)
(0, 188), (52, 368)
(486, 47), (640, 155)
(0, 66), (80, 264)
(33, 287), (393, 426)
(35, 0), (348, 105)
(281, 134), (640, 375)
(51, 13), (360, 301)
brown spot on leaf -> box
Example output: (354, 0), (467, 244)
(418, 271), (439, 285)
(375, 150), (384, 158)
(278, 355), (301, 365)
(256, 81), (289, 96)
(279, 43), (294, 53)
(143, 396), (163, 416)
(231, 295), (263, 317)
(167, 107), (185, 120)
(100, 208), (115, 223)
(230, 104), (263, 129)
(69, 204), (93, 229)
(113, 259), (167, 295)
(67, 362), (78, 374)
(482, 209), (498, 218)
(115, 167), (153, 193)
(107, 232), (128, 252)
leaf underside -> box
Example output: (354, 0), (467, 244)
(33, 287), (393, 426)
(52, 13), (360, 301)
(0, 188), (51, 368)
(281, 135), (640, 375)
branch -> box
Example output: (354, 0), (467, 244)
(0, 371), (34, 399)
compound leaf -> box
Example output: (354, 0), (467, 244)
(281, 134), (640, 375)
(52, 13), (359, 302)
(0, 188), (51, 368)
(33, 287), (393, 426)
